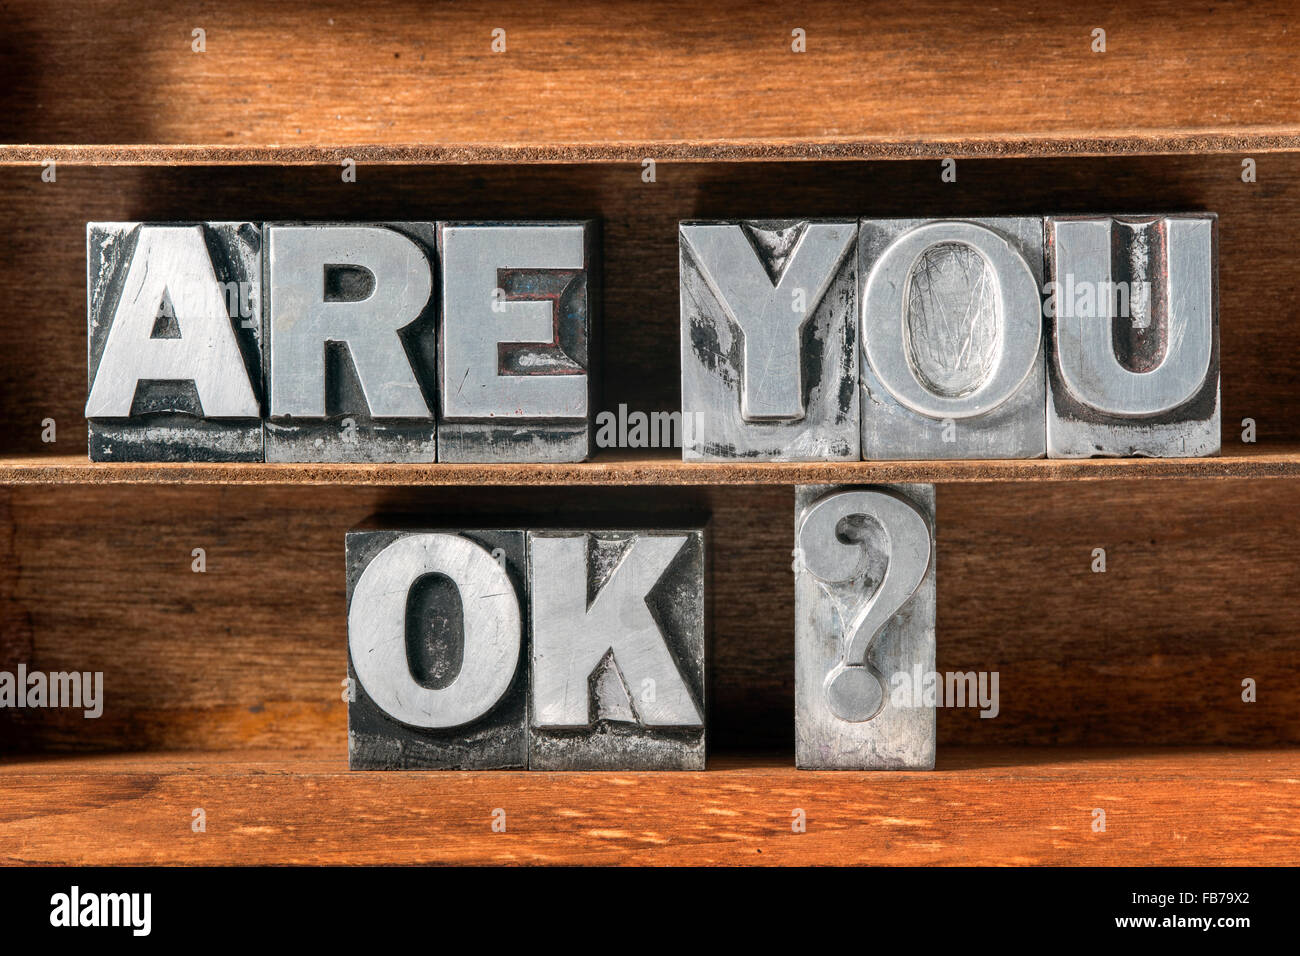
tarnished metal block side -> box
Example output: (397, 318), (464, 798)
(86, 222), (264, 461)
(528, 529), (706, 770)
(795, 484), (936, 770)
(437, 221), (598, 463)
(264, 222), (439, 463)
(680, 220), (859, 462)
(1045, 213), (1220, 458)
(346, 529), (528, 770)
(859, 217), (1046, 460)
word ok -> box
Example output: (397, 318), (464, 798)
(346, 526), (706, 771)
(85, 221), (598, 463)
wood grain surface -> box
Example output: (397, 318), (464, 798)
(1, 155), (1297, 456)
(2, 1), (1299, 157)
(1, 748), (1295, 865)
(2, 479), (1297, 752)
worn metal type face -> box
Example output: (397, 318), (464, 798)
(795, 484), (936, 770)
(1046, 214), (1220, 458)
(680, 220), (859, 461)
(86, 222), (264, 461)
(346, 529), (527, 770)
(438, 222), (598, 463)
(264, 223), (439, 462)
(528, 530), (706, 770)
(859, 217), (1046, 460)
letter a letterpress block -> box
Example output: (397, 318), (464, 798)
(859, 217), (1046, 459)
(438, 221), (599, 463)
(528, 529), (707, 770)
(86, 222), (264, 461)
(265, 223), (439, 462)
(795, 484), (936, 769)
(346, 529), (528, 769)
(679, 220), (859, 461)
(1046, 213), (1220, 458)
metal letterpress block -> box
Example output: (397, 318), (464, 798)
(528, 529), (706, 770)
(346, 529), (527, 769)
(859, 217), (1046, 459)
(264, 223), (438, 462)
(795, 483), (936, 769)
(680, 220), (859, 461)
(438, 221), (599, 463)
(1046, 213), (1220, 457)
(86, 222), (263, 461)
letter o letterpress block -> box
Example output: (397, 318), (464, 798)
(438, 221), (599, 463)
(86, 222), (264, 461)
(795, 484), (936, 770)
(1046, 214), (1220, 458)
(528, 529), (707, 770)
(859, 217), (1046, 460)
(265, 223), (439, 463)
(346, 529), (528, 770)
(680, 220), (859, 461)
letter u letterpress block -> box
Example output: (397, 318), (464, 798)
(86, 222), (264, 461)
(679, 220), (859, 461)
(264, 223), (439, 462)
(859, 218), (1046, 459)
(1045, 213), (1220, 457)
(795, 484), (936, 769)
(346, 529), (528, 769)
(527, 529), (707, 770)
(438, 221), (599, 463)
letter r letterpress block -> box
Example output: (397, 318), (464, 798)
(679, 220), (859, 461)
(795, 484), (936, 770)
(86, 222), (264, 461)
(264, 223), (439, 463)
(1045, 213), (1220, 458)
(528, 529), (707, 770)
(346, 529), (528, 770)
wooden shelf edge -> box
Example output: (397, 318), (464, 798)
(3, 130), (1300, 166)
(2, 747), (1295, 865)
(0, 449), (1292, 487)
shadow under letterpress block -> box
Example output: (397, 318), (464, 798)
(528, 529), (706, 770)
(265, 223), (439, 463)
(680, 220), (859, 461)
(346, 529), (528, 770)
(438, 221), (599, 463)
(859, 217), (1046, 460)
(795, 484), (936, 770)
(1046, 213), (1220, 458)
(86, 222), (264, 461)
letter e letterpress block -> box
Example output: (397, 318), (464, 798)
(346, 529), (528, 769)
(528, 529), (706, 769)
(438, 221), (599, 462)
(1045, 213), (1219, 458)
(679, 220), (859, 461)
(86, 222), (264, 461)
(859, 217), (1046, 459)
(795, 484), (936, 769)
(265, 223), (439, 462)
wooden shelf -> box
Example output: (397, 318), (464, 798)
(0, 447), (1292, 486)
(1, 748), (1294, 865)
(3, 1), (1299, 162)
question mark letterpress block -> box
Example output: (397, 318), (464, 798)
(679, 220), (860, 461)
(437, 221), (599, 463)
(795, 484), (936, 770)
(346, 528), (528, 769)
(859, 218), (1047, 460)
(528, 529), (707, 770)
(86, 222), (264, 461)
(1045, 214), (1219, 458)
(264, 223), (439, 462)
